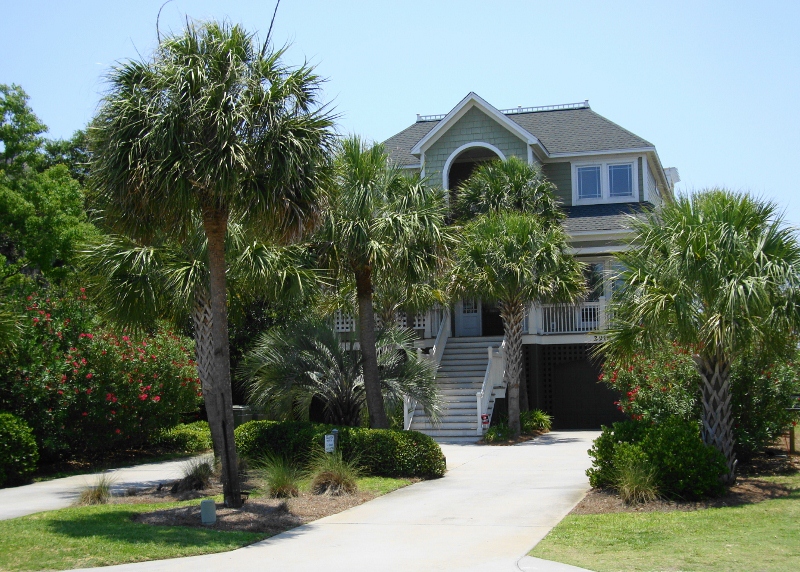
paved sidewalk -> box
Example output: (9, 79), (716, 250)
(67, 431), (597, 572)
(0, 456), (199, 520)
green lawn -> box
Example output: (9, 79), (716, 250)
(530, 474), (800, 572)
(0, 477), (412, 571)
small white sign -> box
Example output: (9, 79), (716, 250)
(324, 434), (335, 453)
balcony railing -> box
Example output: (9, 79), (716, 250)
(533, 301), (608, 335)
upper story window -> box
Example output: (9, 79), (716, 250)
(573, 158), (638, 204)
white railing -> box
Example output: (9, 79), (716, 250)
(533, 301), (608, 335)
(476, 340), (506, 436)
(404, 310), (450, 430)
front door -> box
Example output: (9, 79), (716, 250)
(455, 298), (482, 337)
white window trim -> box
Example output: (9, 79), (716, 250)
(571, 156), (640, 205)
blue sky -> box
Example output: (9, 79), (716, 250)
(2, 0), (798, 227)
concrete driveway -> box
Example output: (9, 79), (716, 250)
(67, 431), (597, 572)
(0, 456), (198, 520)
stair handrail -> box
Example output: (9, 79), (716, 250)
(404, 309), (450, 430)
(476, 339), (506, 436)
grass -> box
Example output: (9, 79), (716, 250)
(252, 455), (301, 498)
(530, 473), (800, 572)
(307, 449), (361, 495)
(0, 502), (265, 571)
(76, 474), (114, 506)
(0, 475), (413, 571)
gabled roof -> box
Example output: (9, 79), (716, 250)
(409, 92), (539, 156)
(383, 97), (656, 167)
(562, 203), (650, 234)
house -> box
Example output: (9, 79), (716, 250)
(349, 92), (678, 441)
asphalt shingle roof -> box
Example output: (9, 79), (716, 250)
(382, 107), (654, 166)
(562, 203), (650, 234)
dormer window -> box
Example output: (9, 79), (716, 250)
(573, 158), (638, 204)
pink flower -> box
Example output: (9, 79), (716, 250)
(81, 412), (88, 417)
(115, 428), (121, 434)
(122, 336), (130, 342)
(152, 396), (161, 403)
(86, 373), (93, 379)
(139, 394), (148, 400)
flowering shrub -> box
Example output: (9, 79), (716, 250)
(0, 288), (201, 461)
(599, 344), (699, 423)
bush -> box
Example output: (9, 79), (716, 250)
(234, 420), (446, 478)
(0, 288), (201, 461)
(254, 455), (300, 498)
(174, 455), (214, 492)
(77, 474), (114, 505)
(307, 449), (360, 495)
(521, 409), (552, 433)
(730, 351), (800, 460)
(587, 417), (725, 499)
(152, 422), (212, 453)
(0, 412), (39, 486)
(612, 442), (658, 504)
(483, 424), (511, 443)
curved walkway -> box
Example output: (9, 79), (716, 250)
(65, 431), (598, 572)
(0, 457), (195, 520)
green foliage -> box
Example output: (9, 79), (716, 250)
(483, 423), (511, 443)
(0, 288), (201, 461)
(0, 412), (39, 486)
(307, 448), (360, 495)
(178, 456), (214, 491)
(254, 454), (300, 498)
(587, 418), (725, 499)
(234, 420), (446, 478)
(612, 442), (659, 504)
(600, 343), (700, 423)
(240, 318), (440, 426)
(731, 350), (800, 459)
(152, 422), (212, 453)
(0, 84), (47, 178)
(452, 156), (564, 222)
(520, 409), (553, 433)
(77, 474), (114, 505)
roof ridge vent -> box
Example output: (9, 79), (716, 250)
(416, 100), (590, 122)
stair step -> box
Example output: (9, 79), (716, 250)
(412, 422), (476, 430)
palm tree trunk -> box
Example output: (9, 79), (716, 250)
(693, 353), (736, 485)
(500, 299), (525, 439)
(355, 267), (389, 428)
(202, 209), (242, 508)
(191, 289), (223, 460)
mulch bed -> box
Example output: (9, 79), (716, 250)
(572, 450), (800, 515)
(479, 430), (546, 446)
(120, 480), (379, 534)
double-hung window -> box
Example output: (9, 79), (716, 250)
(574, 159), (638, 204)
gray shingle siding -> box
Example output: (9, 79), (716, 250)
(541, 162), (572, 205)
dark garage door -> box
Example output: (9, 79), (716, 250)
(525, 344), (624, 430)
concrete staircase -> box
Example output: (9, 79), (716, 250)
(410, 336), (504, 443)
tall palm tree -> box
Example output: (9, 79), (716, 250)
(316, 136), (451, 428)
(239, 318), (440, 426)
(89, 21), (334, 506)
(449, 212), (584, 438)
(80, 222), (317, 458)
(602, 189), (800, 484)
(452, 156), (575, 412)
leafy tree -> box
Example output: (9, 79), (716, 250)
(316, 136), (451, 428)
(0, 84), (47, 178)
(449, 212), (584, 438)
(239, 318), (440, 426)
(602, 189), (800, 483)
(89, 20), (334, 506)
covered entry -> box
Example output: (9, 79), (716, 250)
(453, 299), (504, 337)
(524, 343), (624, 429)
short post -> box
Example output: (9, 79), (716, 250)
(200, 499), (216, 525)
(481, 413), (490, 432)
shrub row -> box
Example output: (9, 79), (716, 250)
(151, 421), (212, 453)
(235, 420), (446, 478)
(0, 412), (39, 487)
(587, 417), (726, 499)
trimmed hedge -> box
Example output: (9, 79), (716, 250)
(234, 420), (446, 478)
(0, 412), (39, 487)
(587, 417), (726, 499)
(152, 422), (213, 453)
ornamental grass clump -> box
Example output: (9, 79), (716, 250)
(612, 442), (659, 505)
(308, 449), (360, 496)
(175, 455), (214, 491)
(77, 474), (114, 505)
(255, 455), (300, 498)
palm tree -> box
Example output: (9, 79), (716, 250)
(80, 222), (317, 458)
(239, 318), (441, 426)
(602, 189), (800, 484)
(453, 156), (563, 222)
(89, 21), (334, 506)
(449, 212), (584, 438)
(316, 136), (451, 428)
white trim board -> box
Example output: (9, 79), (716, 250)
(442, 142), (506, 190)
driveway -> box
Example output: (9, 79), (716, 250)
(68, 431), (598, 572)
(0, 457), (197, 520)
